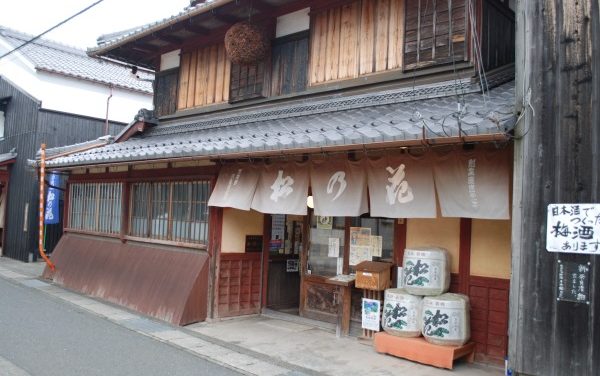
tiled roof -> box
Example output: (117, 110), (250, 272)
(0, 149), (17, 164)
(0, 27), (153, 94)
(43, 80), (515, 168)
(89, 0), (233, 56)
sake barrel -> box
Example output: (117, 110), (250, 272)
(421, 293), (470, 346)
(382, 288), (423, 337)
(402, 247), (450, 296)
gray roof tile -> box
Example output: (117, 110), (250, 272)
(0, 27), (153, 94)
(44, 80), (516, 168)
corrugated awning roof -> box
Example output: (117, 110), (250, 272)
(43, 79), (516, 169)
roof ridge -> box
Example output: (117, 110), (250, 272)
(0, 25), (86, 56)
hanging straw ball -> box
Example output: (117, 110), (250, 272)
(224, 22), (270, 65)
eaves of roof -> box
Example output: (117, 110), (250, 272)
(41, 79), (517, 170)
(87, 0), (235, 57)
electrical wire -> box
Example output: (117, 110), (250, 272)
(0, 0), (104, 61)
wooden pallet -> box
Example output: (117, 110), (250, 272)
(373, 332), (476, 370)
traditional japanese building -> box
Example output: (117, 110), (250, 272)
(38, 0), (516, 364)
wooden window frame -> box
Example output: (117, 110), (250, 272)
(127, 179), (211, 248)
(66, 182), (123, 236)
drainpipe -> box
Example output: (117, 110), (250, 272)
(38, 144), (55, 270)
(104, 85), (113, 135)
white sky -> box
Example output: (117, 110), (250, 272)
(0, 0), (191, 49)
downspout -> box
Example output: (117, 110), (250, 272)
(38, 144), (55, 270)
(104, 85), (113, 135)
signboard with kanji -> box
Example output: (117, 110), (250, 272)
(556, 260), (591, 304)
(546, 204), (600, 254)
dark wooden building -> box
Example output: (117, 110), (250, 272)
(0, 27), (153, 261)
(41, 0), (517, 366)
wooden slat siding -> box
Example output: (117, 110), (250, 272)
(186, 50), (197, 109)
(469, 277), (509, 364)
(316, 11), (328, 83)
(218, 253), (262, 317)
(214, 44), (226, 103)
(359, 0), (375, 75)
(194, 47), (207, 107)
(311, 0), (404, 85)
(403, 0), (468, 70)
(177, 52), (191, 110)
(388, 0), (404, 69)
(374, 0), (390, 72)
(177, 43), (230, 110)
(325, 7), (341, 81)
(154, 68), (179, 117)
(338, 2), (360, 80)
(206, 45), (218, 104)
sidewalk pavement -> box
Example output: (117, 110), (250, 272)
(0, 257), (502, 376)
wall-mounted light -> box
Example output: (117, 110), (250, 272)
(306, 195), (314, 209)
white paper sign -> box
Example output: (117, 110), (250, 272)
(328, 238), (340, 258)
(349, 246), (371, 266)
(546, 204), (600, 254)
(361, 298), (381, 331)
(336, 257), (344, 275)
(371, 235), (383, 258)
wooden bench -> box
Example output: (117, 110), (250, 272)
(373, 332), (476, 370)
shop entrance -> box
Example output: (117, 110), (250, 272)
(265, 214), (302, 312)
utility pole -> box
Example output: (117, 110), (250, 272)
(510, 1), (599, 375)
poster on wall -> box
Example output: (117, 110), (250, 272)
(349, 246), (371, 266)
(317, 216), (333, 230)
(370, 236), (383, 258)
(328, 238), (340, 258)
(361, 298), (381, 331)
(349, 227), (372, 265)
(546, 204), (600, 254)
(271, 214), (286, 241)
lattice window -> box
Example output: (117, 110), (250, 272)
(68, 182), (123, 234)
(129, 180), (210, 245)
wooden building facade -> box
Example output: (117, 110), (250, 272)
(43, 0), (516, 366)
(0, 77), (125, 261)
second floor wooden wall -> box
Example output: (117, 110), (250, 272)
(159, 0), (513, 116)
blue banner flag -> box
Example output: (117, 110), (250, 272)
(44, 173), (60, 224)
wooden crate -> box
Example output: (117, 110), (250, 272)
(355, 261), (392, 291)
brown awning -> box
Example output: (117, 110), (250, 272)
(250, 162), (309, 215)
(367, 154), (437, 218)
(433, 148), (510, 219)
(208, 164), (259, 210)
(310, 159), (368, 217)
(208, 150), (510, 219)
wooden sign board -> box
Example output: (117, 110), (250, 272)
(556, 260), (591, 304)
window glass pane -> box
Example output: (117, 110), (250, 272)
(68, 182), (122, 234)
(307, 214), (345, 277)
(350, 216), (395, 261)
(151, 182), (170, 239)
(130, 183), (149, 237)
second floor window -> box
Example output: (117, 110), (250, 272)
(129, 180), (210, 245)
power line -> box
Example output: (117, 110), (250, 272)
(0, 0), (105, 60)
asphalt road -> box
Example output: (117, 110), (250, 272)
(0, 277), (241, 376)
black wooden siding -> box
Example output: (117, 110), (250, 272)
(154, 68), (179, 117)
(0, 77), (124, 261)
(270, 31), (309, 97)
(481, 0), (515, 71)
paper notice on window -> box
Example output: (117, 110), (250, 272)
(337, 257), (343, 275)
(328, 237), (340, 258)
(370, 235), (383, 257)
(349, 245), (371, 266)
(350, 227), (371, 247)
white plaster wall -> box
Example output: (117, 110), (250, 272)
(0, 38), (153, 123)
(35, 72), (152, 123)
